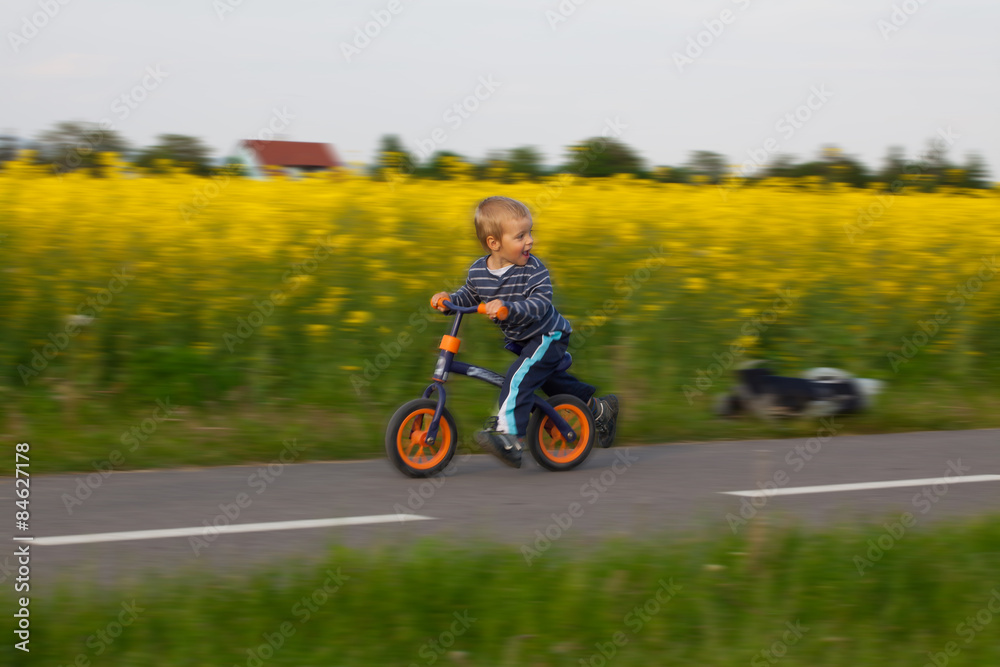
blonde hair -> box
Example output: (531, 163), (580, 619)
(474, 196), (531, 251)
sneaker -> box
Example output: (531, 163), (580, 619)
(474, 429), (523, 468)
(589, 395), (619, 448)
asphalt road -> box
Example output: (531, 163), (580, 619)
(4, 427), (999, 589)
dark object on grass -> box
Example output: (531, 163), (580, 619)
(714, 361), (884, 420)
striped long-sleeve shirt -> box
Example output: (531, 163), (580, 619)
(448, 255), (572, 344)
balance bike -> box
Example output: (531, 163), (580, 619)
(385, 298), (596, 477)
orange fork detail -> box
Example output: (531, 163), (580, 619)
(439, 335), (461, 354)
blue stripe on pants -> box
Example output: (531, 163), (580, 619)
(497, 331), (563, 436)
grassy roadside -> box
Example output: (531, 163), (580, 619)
(3, 376), (1000, 475)
(16, 517), (1000, 666)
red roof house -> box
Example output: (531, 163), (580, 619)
(239, 140), (342, 178)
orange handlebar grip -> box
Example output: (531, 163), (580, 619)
(477, 303), (509, 321)
(431, 295), (447, 310)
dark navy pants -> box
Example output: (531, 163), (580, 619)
(496, 332), (597, 436)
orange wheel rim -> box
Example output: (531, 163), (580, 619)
(397, 409), (451, 470)
(537, 404), (590, 463)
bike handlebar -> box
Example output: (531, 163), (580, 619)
(431, 296), (509, 321)
(475, 302), (509, 321)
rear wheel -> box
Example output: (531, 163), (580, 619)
(386, 399), (458, 478)
(526, 394), (595, 471)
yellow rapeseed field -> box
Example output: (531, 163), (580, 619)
(1, 155), (998, 415)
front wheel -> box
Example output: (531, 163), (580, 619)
(526, 394), (595, 472)
(386, 399), (458, 478)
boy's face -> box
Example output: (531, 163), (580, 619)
(488, 216), (533, 268)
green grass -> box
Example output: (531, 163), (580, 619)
(14, 517), (1000, 666)
(3, 372), (1000, 475)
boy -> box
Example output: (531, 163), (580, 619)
(431, 196), (619, 468)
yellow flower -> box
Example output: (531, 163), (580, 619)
(344, 311), (372, 326)
(684, 277), (708, 292)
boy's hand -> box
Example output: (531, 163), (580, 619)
(483, 299), (506, 320)
(431, 292), (451, 312)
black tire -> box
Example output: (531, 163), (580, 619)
(385, 399), (458, 478)
(526, 394), (596, 472)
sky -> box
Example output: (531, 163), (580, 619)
(3, 0), (998, 176)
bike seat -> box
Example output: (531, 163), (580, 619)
(505, 341), (573, 372)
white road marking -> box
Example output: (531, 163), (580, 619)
(33, 514), (435, 547)
(721, 475), (1000, 498)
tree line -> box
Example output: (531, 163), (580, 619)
(0, 121), (993, 191)
(374, 135), (993, 191)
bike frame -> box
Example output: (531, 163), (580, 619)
(419, 302), (577, 447)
